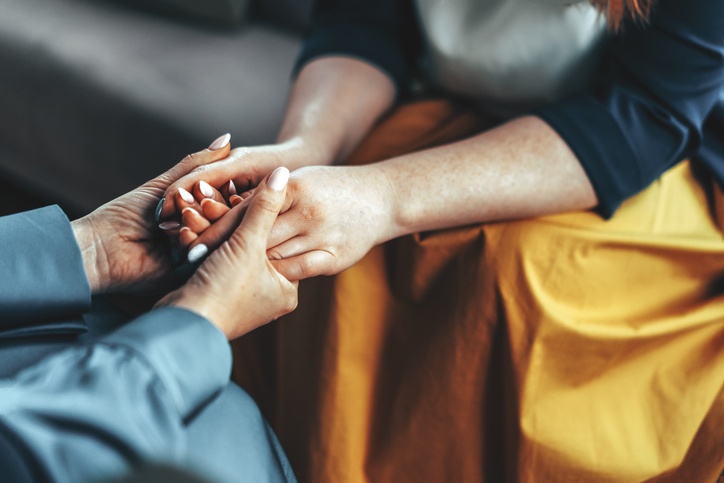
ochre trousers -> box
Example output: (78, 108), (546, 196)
(232, 100), (724, 482)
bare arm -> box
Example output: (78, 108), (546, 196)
(277, 56), (396, 166)
(380, 115), (598, 238)
(161, 56), (395, 212)
(282, 58), (596, 236)
(177, 60), (599, 279)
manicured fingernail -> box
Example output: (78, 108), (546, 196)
(209, 133), (231, 150)
(268, 167), (289, 191)
(199, 180), (214, 199)
(230, 195), (242, 207)
(182, 207), (200, 217)
(155, 198), (165, 222)
(187, 244), (208, 264)
(228, 180), (237, 196)
(178, 187), (194, 203)
(159, 221), (180, 230)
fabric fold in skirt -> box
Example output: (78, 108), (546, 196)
(232, 100), (724, 482)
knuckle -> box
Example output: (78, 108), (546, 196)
(253, 193), (280, 214)
(228, 232), (253, 254)
(284, 292), (298, 313)
(299, 203), (324, 222)
(300, 257), (317, 278)
(181, 152), (199, 165)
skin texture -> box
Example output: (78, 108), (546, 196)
(170, 56), (598, 281)
(71, 142), (297, 339)
(71, 141), (232, 294)
(159, 170), (298, 340)
(159, 57), (395, 218)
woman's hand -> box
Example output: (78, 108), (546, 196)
(71, 135), (232, 295)
(158, 139), (323, 220)
(158, 168), (298, 340)
(182, 165), (400, 281)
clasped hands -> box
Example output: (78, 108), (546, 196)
(70, 134), (396, 341)
(157, 138), (398, 281)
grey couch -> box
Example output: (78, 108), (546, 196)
(0, 0), (314, 215)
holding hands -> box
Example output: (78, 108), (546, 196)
(71, 134), (299, 340)
(164, 164), (399, 282)
(159, 167), (298, 340)
(70, 134), (232, 294)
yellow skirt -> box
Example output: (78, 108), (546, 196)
(232, 100), (724, 482)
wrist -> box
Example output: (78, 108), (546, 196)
(160, 288), (235, 340)
(357, 164), (406, 245)
(71, 216), (111, 295)
(375, 158), (422, 241)
(275, 135), (339, 169)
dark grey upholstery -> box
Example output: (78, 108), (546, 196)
(258, 0), (314, 32)
(127, 0), (253, 26)
(0, 0), (313, 214)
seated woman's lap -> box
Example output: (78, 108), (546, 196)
(231, 100), (724, 482)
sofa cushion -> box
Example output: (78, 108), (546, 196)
(0, 0), (301, 214)
(122, 0), (252, 27)
(256, 0), (315, 32)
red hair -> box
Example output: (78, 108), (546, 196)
(591, 0), (655, 31)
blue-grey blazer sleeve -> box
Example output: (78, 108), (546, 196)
(0, 206), (91, 337)
(0, 307), (235, 483)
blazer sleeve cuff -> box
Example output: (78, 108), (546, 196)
(0, 206), (91, 330)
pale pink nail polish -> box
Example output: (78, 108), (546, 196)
(158, 221), (180, 230)
(199, 181), (214, 198)
(182, 207), (199, 217)
(268, 167), (290, 191)
(209, 133), (231, 150)
(187, 244), (208, 263)
(228, 180), (237, 196)
(178, 187), (194, 204)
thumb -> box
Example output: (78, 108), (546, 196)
(230, 167), (290, 252)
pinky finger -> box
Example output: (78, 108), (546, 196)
(179, 227), (198, 248)
(269, 251), (336, 282)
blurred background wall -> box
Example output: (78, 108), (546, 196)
(0, 0), (314, 217)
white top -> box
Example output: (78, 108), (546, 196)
(414, 0), (607, 117)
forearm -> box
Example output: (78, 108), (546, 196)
(276, 57), (396, 167)
(379, 116), (598, 238)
